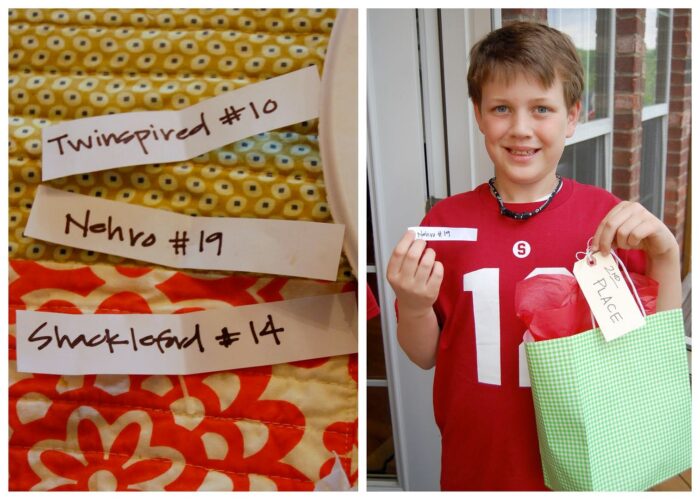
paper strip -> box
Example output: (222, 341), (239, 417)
(25, 185), (344, 281)
(41, 66), (321, 181)
(409, 226), (478, 241)
(16, 292), (357, 375)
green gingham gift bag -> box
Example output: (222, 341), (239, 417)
(524, 308), (691, 491)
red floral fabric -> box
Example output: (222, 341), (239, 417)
(9, 260), (357, 490)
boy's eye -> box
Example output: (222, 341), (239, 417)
(494, 105), (508, 113)
(535, 106), (550, 114)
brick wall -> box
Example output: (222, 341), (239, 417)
(612, 9), (691, 265)
(664, 9), (691, 254)
(612, 9), (645, 201)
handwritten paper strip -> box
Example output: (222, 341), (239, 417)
(25, 185), (344, 281)
(41, 66), (321, 180)
(16, 292), (357, 375)
(409, 226), (478, 241)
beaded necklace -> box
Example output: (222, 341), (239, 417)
(488, 174), (563, 220)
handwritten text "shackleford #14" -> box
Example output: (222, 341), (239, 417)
(16, 293), (358, 375)
(26, 314), (285, 354)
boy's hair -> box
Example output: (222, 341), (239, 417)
(467, 21), (584, 110)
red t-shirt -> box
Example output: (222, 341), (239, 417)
(419, 178), (644, 490)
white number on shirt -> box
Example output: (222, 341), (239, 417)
(463, 268), (501, 385)
(463, 267), (573, 386)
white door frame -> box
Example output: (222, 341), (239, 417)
(368, 8), (439, 491)
(367, 9), (492, 491)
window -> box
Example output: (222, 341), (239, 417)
(547, 9), (612, 123)
(640, 118), (665, 216)
(547, 9), (614, 188)
(644, 9), (672, 106)
(557, 135), (606, 187)
(640, 9), (672, 218)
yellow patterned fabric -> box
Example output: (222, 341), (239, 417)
(9, 8), (351, 280)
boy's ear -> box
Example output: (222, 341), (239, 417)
(566, 101), (582, 138)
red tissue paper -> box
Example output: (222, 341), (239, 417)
(515, 273), (658, 342)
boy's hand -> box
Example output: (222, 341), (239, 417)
(386, 230), (444, 312)
(591, 201), (679, 259)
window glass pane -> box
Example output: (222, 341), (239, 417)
(644, 9), (672, 106)
(367, 387), (397, 479)
(640, 116), (665, 218)
(557, 135), (606, 187)
(547, 9), (612, 123)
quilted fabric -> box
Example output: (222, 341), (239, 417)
(9, 8), (352, 280)
(8, 8), (357, 491)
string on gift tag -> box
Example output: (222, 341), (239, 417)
(575, 238), (647, 320)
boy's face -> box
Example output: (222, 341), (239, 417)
(474, 73), (581, 198)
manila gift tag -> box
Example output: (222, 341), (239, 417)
(573, 251), (645, 341)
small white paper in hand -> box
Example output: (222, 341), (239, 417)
(409, 226), (478, 242)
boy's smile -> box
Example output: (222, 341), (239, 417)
(474, 73), (580, 202)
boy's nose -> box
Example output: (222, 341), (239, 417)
(509, 111), (533, 137)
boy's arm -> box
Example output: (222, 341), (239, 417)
(387, 230), (444, 369)
(396, 304), (441, 370)
(591, 201), (681, 311)
(646, 248), (682, 311)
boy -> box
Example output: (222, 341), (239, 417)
(386, 21), (681, 490)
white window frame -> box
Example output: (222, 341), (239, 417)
(642, 102), (670, 121)
(418, 9), (449, 201)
